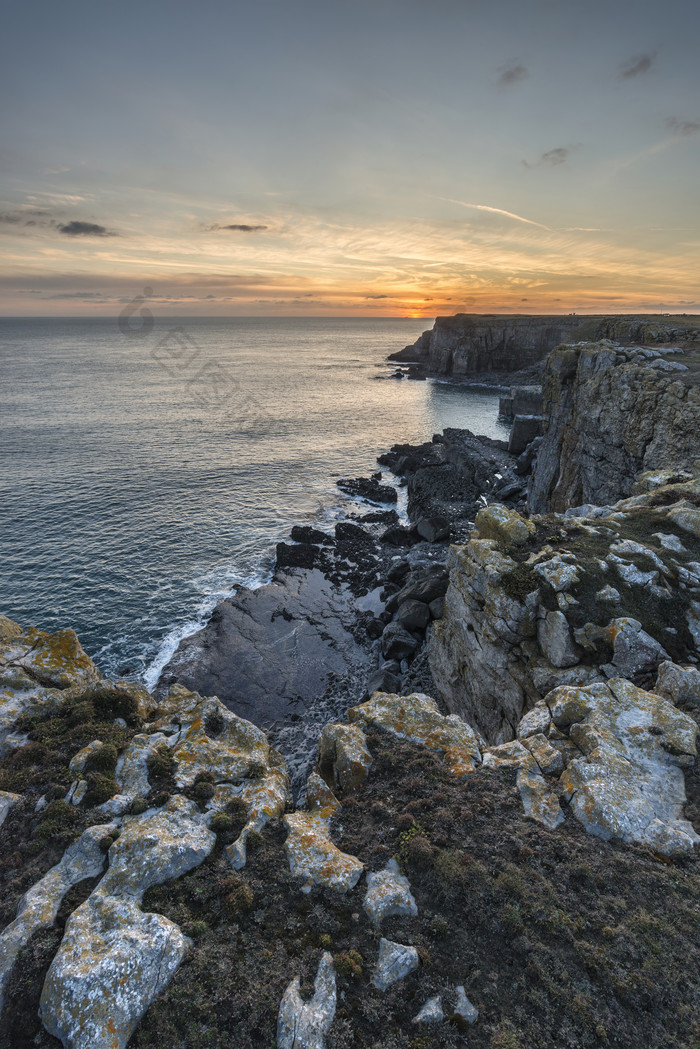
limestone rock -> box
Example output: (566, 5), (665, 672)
(412, 996), (444, 1024)
(517, 702), (552, 739)
(538, 611), (580, 668)
(655, 661), (700, 706)
(482, 740), (531, 769)
(0, 790), (20, 829)
(528, 341), (700, 513)
(454, 985), (479, 1024)
(522, 733), (565, 776)
(156, 685), (273, 788)
(363, 858), (418, 925)
(317, 722), (372, 793)
(552, 680), (699, 855)
(475, 504), (534, 548)
(533, 554), (580, 592)
(372, 938), (419, 991)
(0, 823), (114, 1017)
(277, 952), (336, 1049)
(349, 691), (481, 777)
(517, 760), (565, 831)
(283, 777), (363, 895)
(603, 618), (670, 680)
(39, 795), (216, 1049)
(219, 767), (289, 869)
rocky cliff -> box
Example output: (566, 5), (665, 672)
(527, 341), (700, 513)
(4, 330), (700, 1048)
(2, 611), (700, 1049)
(388, 313), (700, 383)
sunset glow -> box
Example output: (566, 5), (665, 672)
(2, 0), (699, 316)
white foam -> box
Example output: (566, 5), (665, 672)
(142, 557), (274, 692)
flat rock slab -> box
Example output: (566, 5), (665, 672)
(159, 568), (371, 729)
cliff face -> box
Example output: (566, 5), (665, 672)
(388, 314), (586, 377)
(430, 478), (700, 744)
(389, 313), (700, 380)
(528, 341), (700, 513)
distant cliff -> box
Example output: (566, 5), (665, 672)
(389, 313), (700, 380)
(528, 341), (700, 513)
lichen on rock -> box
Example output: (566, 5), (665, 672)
(348, 691), (481, 777)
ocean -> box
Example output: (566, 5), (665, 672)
(0, 316), (509, 686)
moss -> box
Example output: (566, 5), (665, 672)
(209, 812), (234, 834)
(147, 745), (177, 782)
(130, 797), (149, 815)
(192, 780), (216, 804)
(83, 772), (118, 807)
(83, 743), (118, 774)
(501, 563), (540, 602)
(334, 949), (363, 979)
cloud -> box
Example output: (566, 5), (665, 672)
(619, 53), (655, 79)
(0, 209), (51, 227)
(441, 197), (549, 229)
(523, 146), (573, 168)
(209, 223), (269, 232)
(499, 63), (528, 86)
(666, 117), (700, 137)
(366, 294), (387, 299)
(58, 221), (117, 237)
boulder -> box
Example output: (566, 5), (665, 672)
(277, 952), (336, 1049)
(349, 692), (481, 777)
(381, 623), (420, 661)
(317, 723), (372, 792)
(363, 859), (418, 925)
(412, 996), (444, 1024)
(655, 661), (700, 706)
(372, 938), (419, 991)
(537, 611), (580, 669)
(40, 796), (216, 1049)
(394, 599), (431, 633)
(415, 517), (450, 543)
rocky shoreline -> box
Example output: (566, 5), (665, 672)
(2, 320), (700, 1049)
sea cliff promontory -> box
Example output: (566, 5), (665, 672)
(389, 313), (700, 384)
(2, 329), (700, 1049)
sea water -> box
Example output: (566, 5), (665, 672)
(0, 316), (508, 684)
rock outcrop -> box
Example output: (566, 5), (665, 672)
(431, 475), (700, 744)
(387, 313), (700, 382)
(528, 341), (700, 512)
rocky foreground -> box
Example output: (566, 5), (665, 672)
(1, 330), (700, 1048)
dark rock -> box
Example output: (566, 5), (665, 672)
(386, 560), (410, 583)
(366, 667), (401, 694)
(395, 599), (431, 633)
(337, 476), (397, 504)
(380, 525), (418, 547)
(366, 618), (385, 641)
(396, 568), (449, 606)
(290, 525), (333, 545)
(276, 542), (319, 569)
(381, 623), (420, 661)
(335, 521), (375, 546)
(415, 516), (450, 543)
(508, 414), (543, 455)
(429, 597), (444, 619)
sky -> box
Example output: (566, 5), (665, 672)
(1, 0), (699, 317)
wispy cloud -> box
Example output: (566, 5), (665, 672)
(208, 223), (269, 232)
(665, 117), (700, 137)
(58, 221), (117, 237)
(498, 63), (528, 86)
(441, 197), (549, 229)
(619, 53), (655, 79)
(523, 146), (575, 168)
